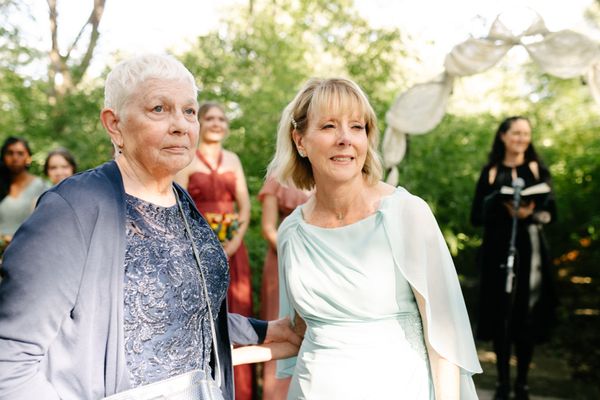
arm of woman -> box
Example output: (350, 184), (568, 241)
(232, 342), (300, 366)
(470, 165), (499, 227)
(261, 194), (279, 249)
(413, 289), (460, 400)
(224, 153), (250, 257)
(0, 192), (85, 400)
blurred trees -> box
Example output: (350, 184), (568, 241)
(178, 0), (413, 299)
(0, 0), (599, 389)
(180, 0), (410, 185)
(0, 0), (111, 169)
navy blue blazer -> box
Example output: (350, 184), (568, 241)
(0, 161), (265, 400)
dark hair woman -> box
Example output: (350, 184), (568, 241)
(0, 136), (49, 243)
(471, 116), (557, 400)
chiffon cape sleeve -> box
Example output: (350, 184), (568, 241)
(379, 187), (482, 399)
(275, 187), (482, 398)
(274, 208), (303, 379)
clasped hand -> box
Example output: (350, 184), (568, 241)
(503, 201), (535, 219)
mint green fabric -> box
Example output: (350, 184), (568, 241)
(277, 187), (481, 399)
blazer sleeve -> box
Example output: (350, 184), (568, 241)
(0, 191), (86, 400)
(227, 313), (267, 345)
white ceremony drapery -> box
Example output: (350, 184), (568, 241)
(383, 13), (600, 184)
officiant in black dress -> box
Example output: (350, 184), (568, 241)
(470, 116), (557, 400)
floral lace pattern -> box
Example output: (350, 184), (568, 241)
(123, 193), (229, 388)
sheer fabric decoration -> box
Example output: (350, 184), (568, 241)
(383, 11), (600, 184)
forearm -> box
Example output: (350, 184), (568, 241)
(428, 349), (460, 400)
(262, 226), (278, 249)
(232, 342), (299, 366)
(261, 195), (279, 249)
(236, 204), (251, 239)
(413, 288), (459, 399)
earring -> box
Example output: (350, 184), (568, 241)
(298, 149), (306, 158)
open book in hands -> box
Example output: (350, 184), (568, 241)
(499, 182), (551, 205)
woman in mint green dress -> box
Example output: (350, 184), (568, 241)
(267, 78), (482, 399)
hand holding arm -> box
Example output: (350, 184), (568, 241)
(265, 316), (303, 347)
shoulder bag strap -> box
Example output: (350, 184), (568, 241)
(174, 187), (223, 387)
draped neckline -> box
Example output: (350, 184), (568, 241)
(298, 187), (400, 230)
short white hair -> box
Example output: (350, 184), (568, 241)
(104, 54), (198, 115)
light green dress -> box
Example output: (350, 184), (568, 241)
(0, 177), (48, 237)
(277, 187), (482, 400)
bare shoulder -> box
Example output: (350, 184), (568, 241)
(488, 165), (498, 185)
(528, 161), (540, 180)
(223, 149), (241, 163)
(222, 149), (243, 169)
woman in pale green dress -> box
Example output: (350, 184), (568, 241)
(267, 78), (482, 399)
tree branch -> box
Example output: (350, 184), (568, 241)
(72, 0), (105, 85)
(47, 0), (60, 101)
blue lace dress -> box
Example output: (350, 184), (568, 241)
(122, 193), (229, 388)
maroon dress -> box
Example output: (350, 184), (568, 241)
(188, 150), (254, 400)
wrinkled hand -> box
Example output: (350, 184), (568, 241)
(293, 314), (307, 339)
(265, 316), (303, 347)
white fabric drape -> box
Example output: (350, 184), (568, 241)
(384, 13), (600, 185)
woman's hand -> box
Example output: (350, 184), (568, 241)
(223, 235), (242, 257)
(503, 201), (536, 219)
(265, 316), (303, 346)
(293, 314), (307, 339)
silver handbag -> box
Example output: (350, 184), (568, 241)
(102, 369), (223, 400)
(104, 189), (226, 400)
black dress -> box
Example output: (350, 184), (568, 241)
(471, 162), (557, 342)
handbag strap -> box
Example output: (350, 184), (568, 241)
(174, 188), (223, 388)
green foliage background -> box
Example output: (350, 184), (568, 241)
(1, 0), (599, 394)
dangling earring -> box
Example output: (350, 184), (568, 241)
(298, 149), (306, 158)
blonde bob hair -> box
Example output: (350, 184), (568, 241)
(267, 77), (383, 190)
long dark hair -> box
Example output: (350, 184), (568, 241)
(43, 147), (78, 177)
(486, 116), (541, 167)
(1, 136), (32, 201)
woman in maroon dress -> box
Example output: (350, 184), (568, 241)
(176, 102), (254, 400)
(258, 178), (310, 399)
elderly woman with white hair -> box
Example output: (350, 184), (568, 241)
(0, 54), (299, 400)
(269, 78), (482, 399)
